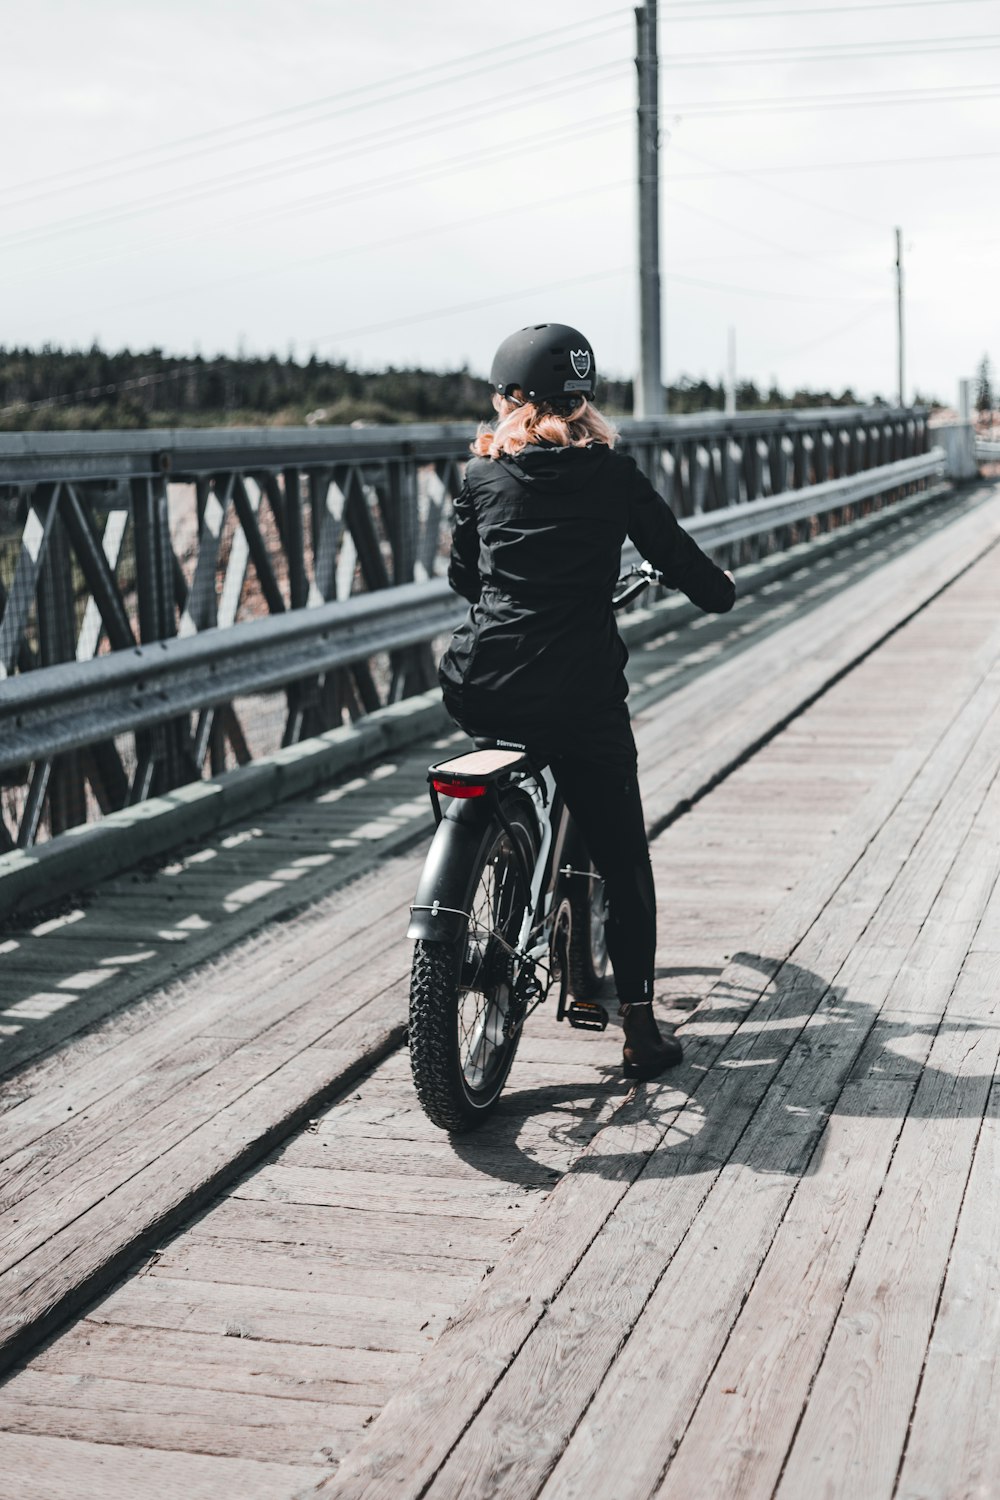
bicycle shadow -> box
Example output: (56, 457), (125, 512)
(447, 950), (999, 1189)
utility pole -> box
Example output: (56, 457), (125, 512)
(895, 226), (905, 407)
(636, 2), (663, 417)
(725, 325), (737, 415)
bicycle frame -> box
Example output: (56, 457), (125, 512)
(412, 756), (603, 1037)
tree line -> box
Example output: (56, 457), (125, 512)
(0, 344), (902, 432)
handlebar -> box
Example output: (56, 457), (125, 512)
(612, 562), (664, 612)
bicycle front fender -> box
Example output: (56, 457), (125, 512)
(406, 799), (495, 947)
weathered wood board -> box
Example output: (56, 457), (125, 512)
(1, 492), (998, 1494)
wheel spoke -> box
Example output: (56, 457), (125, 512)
(456, 834), (526, 1094)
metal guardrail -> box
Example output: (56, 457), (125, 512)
(975, 438), (1000, 461)
(0, 580), (464, 774)
(0, 407), (933, 847)
(0, 407), (925, 487)
(0, 450), (945, 778)
(686, 447), (945, 548)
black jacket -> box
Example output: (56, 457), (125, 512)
(439, 442), (735, 734)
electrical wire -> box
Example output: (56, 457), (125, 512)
(0, 367), (190, 417)
(665, 194), (889, 286)
(669, 82), (1000, 118)
(667, 144), (890, 231)
(665, 271), (872, 303)
(5, 13), (991, 262)
(308, 266), (634, 349)
(0, 12), (628, 209)
(17, 65), (989, 252)
(4, 7), (992, 211)
(310, 255), (880, 352)
(661, 32), (1000, 66)
(7, 171), (889, 341)
(0, 60), (631, 253)
(2, 286), (892, 410)
(69, 179), (636, 319)
(665, 0), (998, 14)
(2, 110), (634, 284)
(670, 147), (1000, 179)
(776, 302), (889, 360)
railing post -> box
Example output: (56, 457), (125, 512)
(36, 505), (87, 834)
(283, 468), (309, 611)
(131, 475), (188, 795)
(386, 452), (436, 700)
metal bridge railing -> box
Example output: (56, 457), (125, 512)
(0, 408), (933, 848)
(0, 447), (944, 781)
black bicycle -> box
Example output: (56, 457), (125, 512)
(406, 563), (661, 1131)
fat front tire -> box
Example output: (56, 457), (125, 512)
(408, 813), (536, 1132)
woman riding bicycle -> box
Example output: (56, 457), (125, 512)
(439, 322), (735, 1081)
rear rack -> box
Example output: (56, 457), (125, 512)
(430, 747), (530, 782)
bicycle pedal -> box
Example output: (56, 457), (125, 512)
(566, 1000), (609, 1032)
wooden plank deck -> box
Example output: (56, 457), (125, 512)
(0, 488), (997, 1495)
(3, 492), (993, 1376)
(323, 544), (1000, 1500)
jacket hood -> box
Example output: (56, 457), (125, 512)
(495, 441), (613, 496)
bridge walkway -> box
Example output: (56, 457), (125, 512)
(0, 483), (999, 1497)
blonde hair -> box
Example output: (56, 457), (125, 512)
(472, 393), (618, 459)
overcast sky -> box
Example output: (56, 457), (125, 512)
(2, 0), (997, 404)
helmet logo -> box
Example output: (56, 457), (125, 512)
(570, 348), (592, 379)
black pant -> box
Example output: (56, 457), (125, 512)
(444, 690), (657, 1005)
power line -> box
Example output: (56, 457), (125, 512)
(309, 267), (634, 349)
(2, 292), (890, 403)
(666, 194), (888, 286)
(0, 12), (628, 209)
(668, 144), (890, 231)
(311, 258), (878, 353)
(669, 82), (1000, 118)
(776, 303), (888, 361)
(661, 32), (1000, 65)
(4, 111), (634, 279)
(666, 0), (997, 14)
(8, 169), (888, 340)
(670, 147), (1000, 179)
(664, 271), (871, 304)
(16, 68), (990, 250)
(5, 10), (991, 211)
(0, 366), (190, 417)
(0, 62), (631, 252)
(16, 43), (991, 260)
(61, 180), (636, 320)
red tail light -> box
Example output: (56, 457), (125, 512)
(432, 777), (488, 799)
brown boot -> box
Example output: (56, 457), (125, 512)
(621, 1001), (683, 1079)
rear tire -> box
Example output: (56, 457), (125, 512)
(408, 811), (537, 1131)
(568, 861), (609, 999)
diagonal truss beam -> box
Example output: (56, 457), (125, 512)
(0, 483), (62, 678)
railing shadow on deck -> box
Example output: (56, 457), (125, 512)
(450, 952), (998, 1188)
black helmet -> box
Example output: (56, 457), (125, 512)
(489, 322), (596, 404)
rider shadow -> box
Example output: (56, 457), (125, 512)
(447, 950), (1000, 1189)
